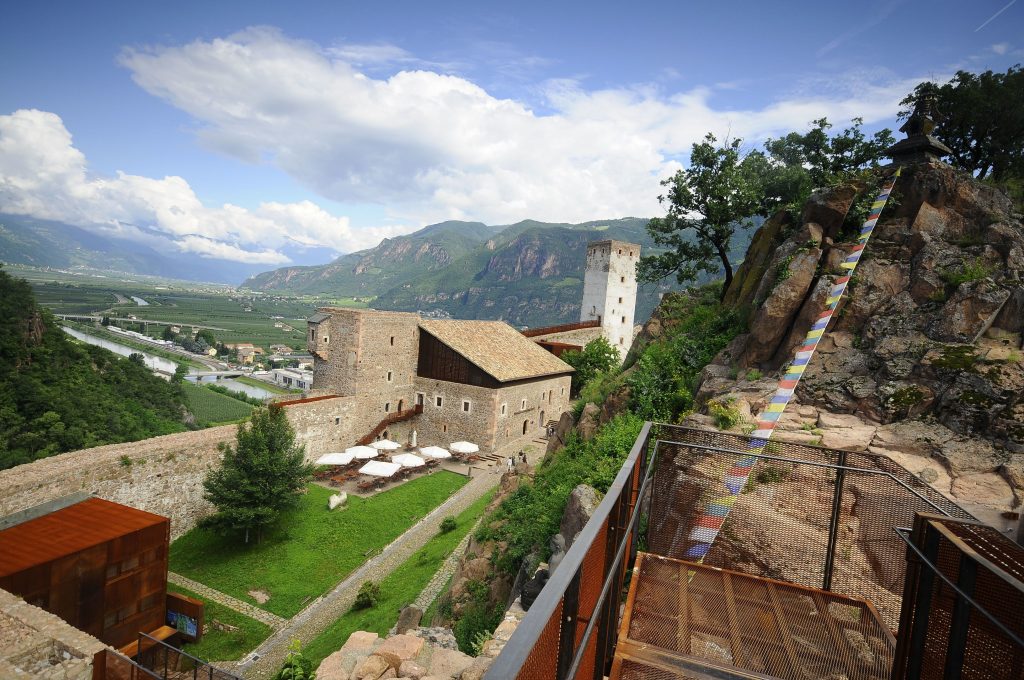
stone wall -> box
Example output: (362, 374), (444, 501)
(412, 375), (572, 451)
(0, 399), (357, 540)
(0, 587), (107, 680)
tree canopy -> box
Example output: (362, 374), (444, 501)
(900, 66), (1024, 183)
(639, 120), (894, 300)
(561, 336), (620, 396)
(638, 134), (761, 299)
(0, 268), (187, 470)
(201, 405), (313, 543)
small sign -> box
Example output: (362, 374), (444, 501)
(167, 610), (199, 638)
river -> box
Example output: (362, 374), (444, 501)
(131, 296), (150, 306)
(62, 327), (277, 400)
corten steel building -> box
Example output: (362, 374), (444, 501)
(305, 310), (574, 453)
(0, 496), (170, 649)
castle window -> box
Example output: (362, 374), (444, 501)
(385, 402), (390, 412)
(387, 371), (393, 382)
(310, 329), (315, 340)
(618, 249), (622, 254)
(335, 417), (340, 425)
(620, 276), (625, 283)
(417, 392), (425, 406)
(622, 316), (626, 323)
(390, 336), (395, 346)
(522, 399), (527, 409)
(463, 400), (471, 413)
(324, 335), (329, 343)
(501, 403), (507, 415)
(436, 396), (443, 407)
(443, 424), (448, 433)
(619, 337), (624, 345)
(618, 297), (623, 303)
(561, 387), (565, 396)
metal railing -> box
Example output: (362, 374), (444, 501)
(891, 514), (1024, 680)
(134, 632), (242, 680)
(487, 424), (976, 679)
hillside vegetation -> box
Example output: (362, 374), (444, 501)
(0, 268), (188, 469)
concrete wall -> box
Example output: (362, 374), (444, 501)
(580, 240), (640, 359)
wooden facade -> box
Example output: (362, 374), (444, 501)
(0, 497), (170, 649)
(417, 330), (503, 388)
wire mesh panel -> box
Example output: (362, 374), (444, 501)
(614, 552), (895, 680)
(893, 515), (1024, 680)
(134, 632), (243, 680)
(647, 427), (972, 630)
(515, 599), (564, 680)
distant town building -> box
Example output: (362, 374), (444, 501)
(271, 368), (313, 391)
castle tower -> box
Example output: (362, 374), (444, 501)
(580, 239), (640, 359)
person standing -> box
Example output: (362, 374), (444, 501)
(507, 456), (514, 473)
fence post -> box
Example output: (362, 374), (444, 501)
(556, 570), (582, 679)
(905, 527), (942, 680)
(822, 448), (847, 591)
(944, 553), (979, 680)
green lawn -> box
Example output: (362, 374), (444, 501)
(303, 489), (495, 668)
(182, 383), (255, 426)
(167, 585), (271, 662)
(170, 473), (470, 618)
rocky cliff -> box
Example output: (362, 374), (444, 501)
(685, 160), (1024, 524)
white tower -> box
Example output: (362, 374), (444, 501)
(580, 240), (640, 360)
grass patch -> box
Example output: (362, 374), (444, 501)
(170, 473), (469, 618)
(302, 489), (495, 669)
(182, 383), (255, 426)
(166, 585), (271, 662)
(234, 375), (299, 395)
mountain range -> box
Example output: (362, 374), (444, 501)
(245, 217), (757, 327)
(0, 213), (338, 284)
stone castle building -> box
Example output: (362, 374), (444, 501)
(303, 238), (640, 453)
(305, 309), (573, 453)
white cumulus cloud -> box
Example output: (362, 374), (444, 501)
(0, 108), (404, 263)
(119, 27), (921, 228)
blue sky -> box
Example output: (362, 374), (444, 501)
(1, 0), (1020, 267)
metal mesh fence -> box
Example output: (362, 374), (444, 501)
(616, 552), (895, 680)
(134, 633), (242, 680)
(647, 426), (972, 630)
(893, 516), (1024, 680)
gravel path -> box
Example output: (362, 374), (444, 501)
(241, 465), (506, 678)
(168, 572), (287, 629)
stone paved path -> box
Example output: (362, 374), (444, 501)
(168, 572), (287, 629)
(242, 466), (505, 679)
(412, 518), (480, 611)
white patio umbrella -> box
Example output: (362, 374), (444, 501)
(391, 453), (425, 468)
(450, 441), (479, 454)
(359, 460), (401, 477)
(418, 446), (452, 460)
(372, 439), (401, 451)
(315, 451), (355, 466)
(347, 445), (379, 459)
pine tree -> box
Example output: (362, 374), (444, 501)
(201, 405), (313, 543)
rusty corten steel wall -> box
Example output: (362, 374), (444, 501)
(0, 498), (169, 649)
(893, 516), (1024, 680)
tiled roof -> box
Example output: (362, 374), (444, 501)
(308, 312), (331, 323)
(419, 319), (574, 383)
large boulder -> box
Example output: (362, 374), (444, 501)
(577, 403), (601, 441)
(744, 244), (822, 365)
(931, 279), (1011, 343)
(559, 484), (601, 550)
(545, 411), (575, 455)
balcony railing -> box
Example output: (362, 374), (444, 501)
(485, 424), (995, 680)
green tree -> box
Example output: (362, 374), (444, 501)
(748, 117), (894, 213)
(162, 325), (178, 341)
(196, 328), (216, 346)
(561, 337), (620, 396)
(638, 134), (761, 300)
(171, 363), (189, 384)
(900, 66), (1024, 182)
(201, 405), (313, 543)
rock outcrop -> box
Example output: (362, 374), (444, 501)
(685, 160), (1024, 526)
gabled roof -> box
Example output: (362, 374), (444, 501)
(418, 319), (573, 383)
(307, 312), (331, 324)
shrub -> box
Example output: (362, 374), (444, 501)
(709, 398), (742, 430)
(439, 516), (457, 534)
(354, 581), (380, 610)
(119, 454), (133, 468)
(940, 258), (994, 287)
(274, 640), (314, 680)
(745, 368), (763, 381)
